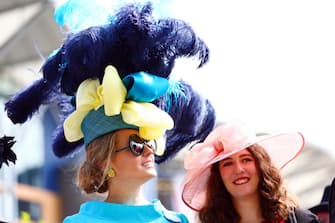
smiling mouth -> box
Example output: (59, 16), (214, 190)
(142, 159), (154, 167)
(233, 177), (249, 185)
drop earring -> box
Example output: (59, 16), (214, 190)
(107, 168), (116, 178)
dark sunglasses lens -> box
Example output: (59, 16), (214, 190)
(129, 140), (144, 156)
(128, 134), (157, 156)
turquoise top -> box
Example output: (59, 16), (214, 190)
(63, 199), (189, 223)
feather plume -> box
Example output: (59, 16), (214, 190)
(5, 79), (57, 124)
(0, 135), (17, 168)
(6, 2), (215, 163)
(155, 81), (215, 163)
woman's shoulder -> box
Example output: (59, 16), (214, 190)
(293, 208), (320, 223)
(154, 200), (189, 223)
(63, 200), (189, 223)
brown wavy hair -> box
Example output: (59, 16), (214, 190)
(77, 133), (117, 194)
(198, 144), (298, 223)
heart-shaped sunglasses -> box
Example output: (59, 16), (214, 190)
(115, 134), (157, 156)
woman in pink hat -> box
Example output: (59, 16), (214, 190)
(182, 123), (319, 223)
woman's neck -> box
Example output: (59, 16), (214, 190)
(104, 179), (150, 205)
(233, 194), (264, 223)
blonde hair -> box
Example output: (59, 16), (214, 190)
(77, 133), (117, 194)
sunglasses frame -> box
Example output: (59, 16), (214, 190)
(115, 134), (157, 156)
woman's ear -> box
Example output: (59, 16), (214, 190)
(98, 161), (109, 172)
(100, 159), (116, 172)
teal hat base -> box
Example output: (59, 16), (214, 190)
(82, 106), (138, 146)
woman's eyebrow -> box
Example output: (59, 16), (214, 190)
(239, 154), (253, 158)
(221, 157), (232, 162)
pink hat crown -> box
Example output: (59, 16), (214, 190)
(184, 123), (258, 170)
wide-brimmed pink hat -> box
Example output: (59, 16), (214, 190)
(181, 122), (304, 211)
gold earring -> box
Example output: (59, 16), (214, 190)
(107, 168), (116, 178)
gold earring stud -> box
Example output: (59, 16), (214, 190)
(107, 168), (116, 178)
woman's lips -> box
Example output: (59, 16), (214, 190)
(233, 177), (249, 185)
(142, 159), (154, 167)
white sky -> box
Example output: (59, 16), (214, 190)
(169, 0), (335, 157)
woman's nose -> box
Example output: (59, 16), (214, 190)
(142, 144), (154, 156)
(234, 161), (245, 173)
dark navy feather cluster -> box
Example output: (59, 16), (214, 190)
(5, 2), (215, 163)
(0, 135), (17, 168)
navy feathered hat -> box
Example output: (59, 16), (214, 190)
(5, 0), (216, 163)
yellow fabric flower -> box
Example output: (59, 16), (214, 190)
(63, 79), (102, 141)
(63, 65), (174, 146)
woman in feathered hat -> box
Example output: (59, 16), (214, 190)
(4, 1), (216, 222)
(182, 122), (319, 223)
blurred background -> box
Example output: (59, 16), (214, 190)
(0, 0), (334, 222)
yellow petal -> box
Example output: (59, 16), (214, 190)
(154, 136), (166, 156)
(122, 101), (174, 130)
(76, 79), (102, 109)
(63, 110), (90, 142)
(139, 128), (165, 156)
(139, 126), (165, 141)
(121, 101), (173, 143)
(103, 65), (127, 115)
